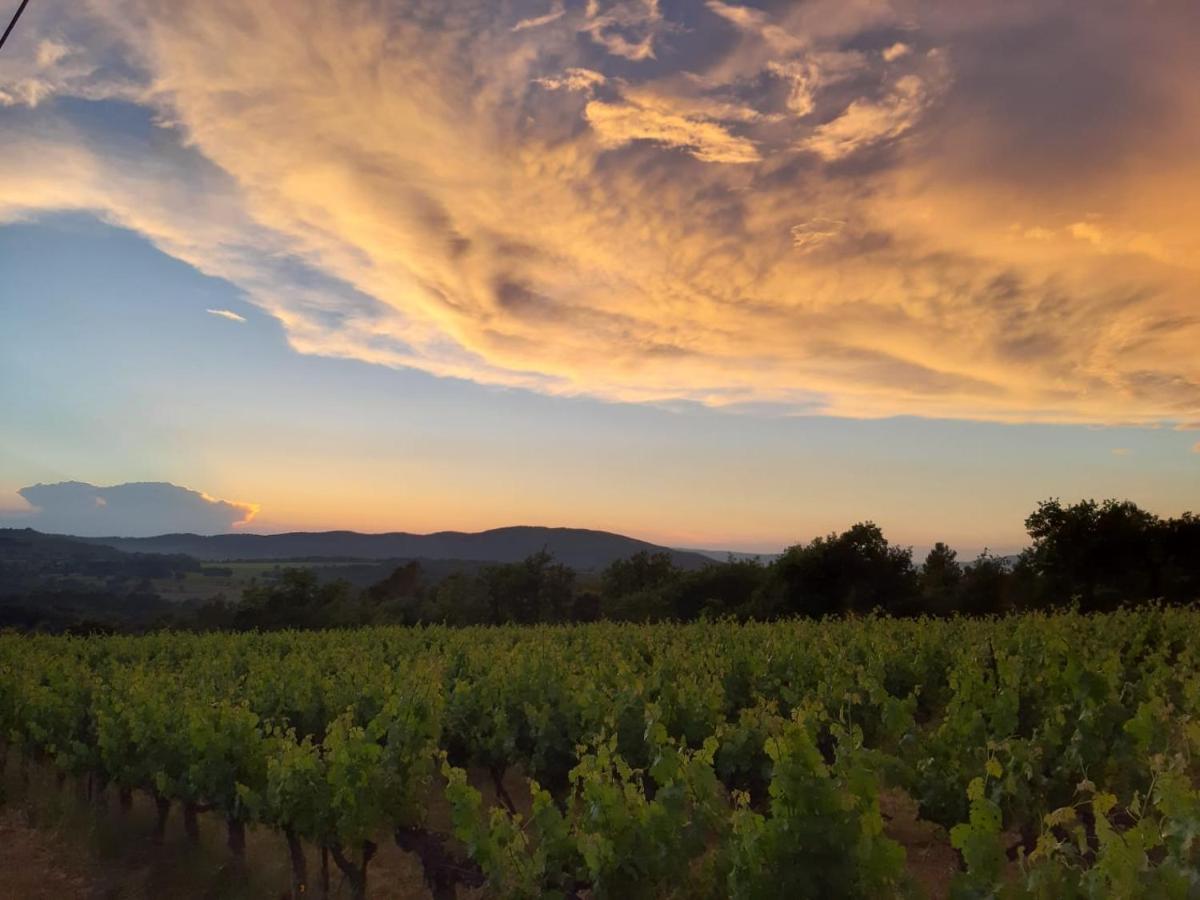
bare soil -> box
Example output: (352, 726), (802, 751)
(0, 806), (99, 899)
(0, 768), (434, 900)
(880, 788), (960, 900)
(1, 764), (957, 899)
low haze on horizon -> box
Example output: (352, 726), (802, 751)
(2, 0), (1198, 556)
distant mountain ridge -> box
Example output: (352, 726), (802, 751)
(75, 526), (717, 571)
(684, 548), (780, 563)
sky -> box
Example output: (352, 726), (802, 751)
(1, 0), (1198, 554)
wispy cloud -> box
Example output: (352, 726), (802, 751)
(512, 1), (565, 32)
(536, 68), (606, 94)
(582, 0), (664, 60)
(1, 0), (1198, 426)
(585, 97), (761, 163)
(790, 218), (846, 252)
(802, 54), (951, 159)
(705, 0), (803, 53)
(206, 308), (247, 323)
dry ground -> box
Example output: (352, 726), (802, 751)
(0, 764), (959, 899)
(0, 766), (434, 900)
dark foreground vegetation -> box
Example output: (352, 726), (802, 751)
(2, 498), (1197, 633)
(2, 610), (1198, 898)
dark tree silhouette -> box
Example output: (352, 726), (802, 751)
(919, 542), (963, 616)
(762, 522), (918, 618)
(1025, 498), (1162, 610)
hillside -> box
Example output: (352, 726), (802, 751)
(0, 528), (198, 580)
(77, 526), (716, 570)
(0, 529), (195, 630)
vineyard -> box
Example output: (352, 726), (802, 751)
(1, 610), (1198, 899)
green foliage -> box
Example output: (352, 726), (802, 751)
(949, 764), (1008, 898)
(1024, 498), (1200, 610)
(920, 543), (963, 615)
(184, 699), (265, 820)
(724, 715), (908, 899)
(234, 568), (357, 629)
(488, 550), (576, 624)
(763, 522), (919, 618)
(443, 760), (576, 898)
(1, 609), (1199, 898)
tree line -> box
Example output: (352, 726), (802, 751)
(207, 498), (1200, 630)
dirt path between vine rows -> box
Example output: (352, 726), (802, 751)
(0, 774), (958, 900)
(0, 807), (102, 899)
(880, 789), (960, 900)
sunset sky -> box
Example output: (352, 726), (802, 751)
(1, 0), (1198, 553)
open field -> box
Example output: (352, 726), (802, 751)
(150, 561), (396, 606)
(150, 562), (283, 605)
(2, 610), (1198, 898)
(150, 560), (493, 606)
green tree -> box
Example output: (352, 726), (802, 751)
(673, 559), (765, 620)
(364, 561), (422, 605)
(599, 551), (680, 621)
(425, 572), (493, 625)
(760, 522), (918, 618)
(481, 551), (575, 624)
(234, 568), (356, 629)
(1024, 498), (1162, 610)
(1160, 512), (1200, 603)
(919, 542), (963, 615)
(957, 551), (1010, 616)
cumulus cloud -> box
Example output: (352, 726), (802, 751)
(1, 0), (1198, 426)
(13, 482), (259, 536)
(206, 308), (247, 323)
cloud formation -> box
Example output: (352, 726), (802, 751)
(206, 308), (246, 323)
(511, 1), (564, 32)
(802, 54), (951, 160)
(1, 0), (1198, 425)
(13, 482), (259, 536)
(584, 96), (761, 163)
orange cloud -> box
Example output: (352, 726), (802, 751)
(584, 97), (761, 163)
(802, 53), (951, 159)
(581, 0), (664, 60)
(1, 0), (1198, 427)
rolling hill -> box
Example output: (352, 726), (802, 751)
(77, 526), (717, 571)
